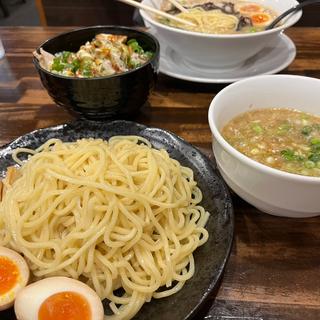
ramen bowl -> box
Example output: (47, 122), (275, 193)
(140, 0), (301, 69)
(208, 74), (320, 218)
(33, 26), (160, 120)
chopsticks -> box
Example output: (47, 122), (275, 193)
(118, 0), (196, 26)
(167, 0), (189, 13)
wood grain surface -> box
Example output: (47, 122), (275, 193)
(0, 27), (319, 320)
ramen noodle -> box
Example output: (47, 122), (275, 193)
(159, 0), (279, 34)
(0, 137), (209, 320)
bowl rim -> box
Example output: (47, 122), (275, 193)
(33, 25), (160, 81)
(208, 74), (320, 184)
(140, 0), (301, 38)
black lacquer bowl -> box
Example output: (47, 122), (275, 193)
(0, 121), (233, 320)
(33, 26), (160, 120)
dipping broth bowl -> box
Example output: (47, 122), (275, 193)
(33, 26), (160, 120)
(208, 74), (320, 218)
(140, 0), (301, 69)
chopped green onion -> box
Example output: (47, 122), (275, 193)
(82, 67), (92, 77)
(281, 149), (304, 162)
(311, 143), (320, 153)
(251, 123), (263, 134)
(127, 39), (144, 54)
(301, 125), (313, 136)
(128, 57), (141, 69)
(277, 122), (291, 135)
(79, 59), (93, 77)
(71, 59), (80, 73)
(51, 57), (65, 72)
(281, 149), (294, 161)
(310, 138), (320, 145)
(61, 51), (72, 63)
(143, 51), (154, 60)
(308, 153), (320, 162)
(304, 160), (315, 169)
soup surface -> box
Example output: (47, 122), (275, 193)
(222, 108), (320, 177)
(160, 0), (278, 34)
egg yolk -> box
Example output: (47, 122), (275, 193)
(251, 13), (270, 25)
(38, 291), (91, 320)
(0, 256), (19, 295)
(239, 4), (261, 13)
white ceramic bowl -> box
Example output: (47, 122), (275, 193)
(208, 75), (320, 218)
(140, 0), (301, 69)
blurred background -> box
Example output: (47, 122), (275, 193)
(0, 0), (318, 27)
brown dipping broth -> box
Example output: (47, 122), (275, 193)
(222, 108), (320, 177)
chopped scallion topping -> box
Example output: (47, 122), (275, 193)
(301, 126), (313, 136)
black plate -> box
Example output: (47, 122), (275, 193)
(0, 120), (233, 320)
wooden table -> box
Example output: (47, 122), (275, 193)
(0, 27), (319, 319)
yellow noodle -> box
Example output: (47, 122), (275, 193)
(164, 8), (239, 34)
(0, 136), (209, 320)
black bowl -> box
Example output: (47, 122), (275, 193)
(33, 26), (160, 120)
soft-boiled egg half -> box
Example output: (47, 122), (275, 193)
(14, 276), (104, 320)
(250, 12), (273, 27)
(235, 2), (274, 28)
(236, 3), (263, 14)
(0, 246), (30, 311)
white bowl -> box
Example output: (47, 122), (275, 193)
(208, 75), (320, 218)
(140, 0), (301, 69)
